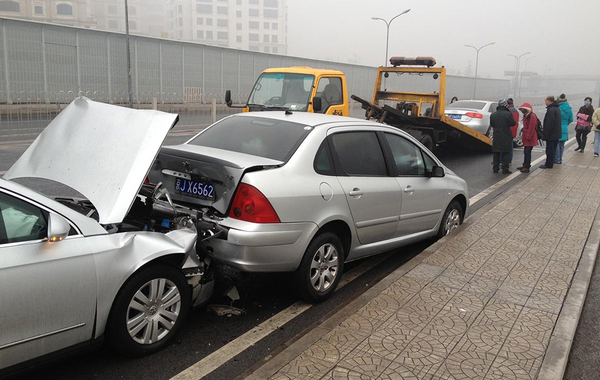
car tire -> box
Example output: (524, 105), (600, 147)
(419, 134), (434, 151)
(486, 126), (494, 139)
(106, 264), (191, 357)
(293, 232), (344, 303)
(437, 200), (463, 239)
(514, 130), (523, 148)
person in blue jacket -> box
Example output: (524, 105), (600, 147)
(555, 94), (572, 164)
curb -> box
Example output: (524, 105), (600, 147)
(537, 190), (600, 379)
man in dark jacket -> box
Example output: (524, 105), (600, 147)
(541, 96), (562, 169)
(490, 99), (516, 174)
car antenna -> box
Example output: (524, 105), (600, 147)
(285, 110), (293, 115)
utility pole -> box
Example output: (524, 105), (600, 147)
(371, 9), (411, 67)
(124, 0), (133, 108)
(464, 42), (495, 99)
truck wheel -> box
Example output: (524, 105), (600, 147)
(106, 264), (191, 356)
(293, 232), (344, 303)
(419, 134), (434, 151)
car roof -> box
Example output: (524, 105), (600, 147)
(230, 111), (384, 129)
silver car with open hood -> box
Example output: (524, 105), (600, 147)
(0, 98), (214, 376)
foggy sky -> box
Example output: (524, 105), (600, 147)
(286, 0), (600, 79)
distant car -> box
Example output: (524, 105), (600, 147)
(445, 100), (496, 136)
(0, 99), (213, 377)
(150, 112), (469, 303)
(445, 100), (523, 147)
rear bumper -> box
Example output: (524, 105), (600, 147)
(200, 220), (319, 272)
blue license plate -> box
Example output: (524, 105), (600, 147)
(449, 114), (462, 120)
(174, 178), (215, 200)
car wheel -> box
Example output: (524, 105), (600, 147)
(419, 134), (434, 151)
(438, 200), (463, 238)
(514, 130), (523, 148)
(486, 126), (494, 139)
(106, 264), (190, 356)
(293, 232), (344, 303)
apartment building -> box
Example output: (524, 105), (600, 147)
(167, 0), (287, 54)
(0, 0), (167, 37)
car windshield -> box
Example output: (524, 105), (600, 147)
(247, 73), (314, 111)
(188, 116), (312, 162)
(446, 101), (487, 110)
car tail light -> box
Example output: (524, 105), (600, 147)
(229, 183), (280, 223)
(465, 112), (483, 119)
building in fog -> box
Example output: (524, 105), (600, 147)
(0, 0), (96, 28)
(0, 0), (167, 36)
(167, 0), (287, 54)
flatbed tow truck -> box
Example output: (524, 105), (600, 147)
(352, 57), (492, 151)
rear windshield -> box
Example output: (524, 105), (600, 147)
(187, 116), (312, 162)
(446, 101), (487, 110)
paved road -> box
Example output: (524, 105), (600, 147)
(1, 102), (570, 380)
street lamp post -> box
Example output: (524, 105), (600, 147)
(371, 9), (411, 67)
(464, 42), (495, 99)
(124, 0), (133, 108)
(508, 52), (531, 99)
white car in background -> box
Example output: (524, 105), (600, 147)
(445, 100), (523, 147)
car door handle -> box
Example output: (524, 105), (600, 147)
(349, 188), (364, 197)
(404, 185), (414, 194)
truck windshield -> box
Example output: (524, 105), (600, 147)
(247, 73), (314, 111)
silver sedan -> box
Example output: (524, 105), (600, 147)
(150, 112), (469, 303)
(0, 98), (213, 376)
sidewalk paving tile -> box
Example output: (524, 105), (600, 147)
(259, 152), (600, 380)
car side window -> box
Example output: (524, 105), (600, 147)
(488, 104), (497, 113)
(331, 132), (387, 176)
(422, 151), (437, 171)
(384, 133), (426, 176)
(313, 139), (335, 175)
(0, 192), (48, 244)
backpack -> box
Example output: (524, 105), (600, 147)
(535, 114), (544, 143)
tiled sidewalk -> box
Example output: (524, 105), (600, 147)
(246, 149), (600, 380)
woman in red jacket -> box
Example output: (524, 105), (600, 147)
(517, 102), (539, 173)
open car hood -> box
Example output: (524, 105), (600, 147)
(4, 97), (178, 224)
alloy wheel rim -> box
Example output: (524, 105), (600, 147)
(126, 278), (182, 345)
(309, 243), (339, 293)
(445, 209), (461, 235)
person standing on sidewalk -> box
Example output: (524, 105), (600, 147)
(574, 97), (594, 153)
(593, 107), (600, 157)
(517, 102), (539, 172)
(491, 99), (516, 174)
(556, 94), (573, 164)
(540, 96), (561, 169)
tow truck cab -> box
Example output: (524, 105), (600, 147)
(225, 67), (349, 116)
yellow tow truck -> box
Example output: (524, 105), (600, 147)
(225, 66), (349, 116)
(352, 57), (492, 151)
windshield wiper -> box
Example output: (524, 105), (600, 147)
(247, 103), (289, 111)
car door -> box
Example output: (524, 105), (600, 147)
(0, 190), (97, 370)
(382, 133), (447, 236)
(329, 131), (402, 246)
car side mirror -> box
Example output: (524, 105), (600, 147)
(312, 96), (322, 113)
(429, 165), (445, 178)
(47, 213), (71, 242)
(225, 90), (232, 107)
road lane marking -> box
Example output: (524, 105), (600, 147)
(171, 138), (576, 380)
(169, 252), (392, 380)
